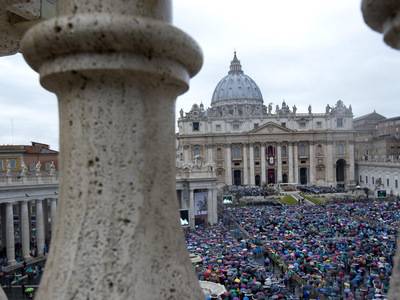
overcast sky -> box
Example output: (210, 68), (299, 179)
(0, 0), (399, 150)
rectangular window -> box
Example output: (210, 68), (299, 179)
(387, 178), (390, 187)
(232, 146), (242, 159)
(316, 121), (322, 128)
(336, 144), (345, 156)
(233, 123), (240, 130)
(299, 122), (306, 128)
(372, 177), (375, 185)
(192, 122), (200, 131)
(281, 122), (286, 128)
(360, 175), (362, 183)
(396, 180), (398, 188)
(337, 118), (343, 128)
(366, 176), (368, 184)
(254, 123), (259, 129)
(216, 124), (221, 131)
(9, 159), (16, 169)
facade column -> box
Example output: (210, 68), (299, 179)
(249, 144), (255, 185)
(183, 145), (190, 164)
(36, 199), (45, 256)
(207, 189), (214, 225)
(326, 143), (334, 185)
(189, 188), (195, 229)
(277, 144), (282, 183)
(20, 201), (31, 260)
(288, 143), (294, 183)
(348, 142), (355, 185)
(50, 198), (57, 236)
(6, 202), (16, 265)
(309, 143), (316, 185)
(243, 144), (249, 185)
(261, 144), (266, 185)
(293, 143), (299, 184)
(20, 1), (204, 298)
(225, 144), (232, 185)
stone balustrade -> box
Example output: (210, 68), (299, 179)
(0, 174), (58, 186)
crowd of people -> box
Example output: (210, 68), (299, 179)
(186, 224), (298, 299)
(228, 199), (400, 299)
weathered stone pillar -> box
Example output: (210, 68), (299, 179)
(20, 1), (203, 299)
(288, 143), (294, 183)
(361, 3), (400, 298)
(20, 200), (31, 260)
(50, 198), (57, 235)
(212, 187), (218, 224)
(183, 145), (190, 165)
(243, 143), (249, 185)
(277, 144), (282, 183)
(36, 199), (45, 256)
(5, 202), (16, 265)
(225, 144), (232, 185)
(249, 144), (255, 185)
(309, 143), (315, 185)
(261, 144), (266, 185)
(293, 143), (299, 184)
(206, 144), (213, 164)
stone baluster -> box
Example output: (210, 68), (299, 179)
(20, 1), (203, 299)
(20, 200), (31, 260)
(5, 202), (16, 265)
(362, 2), (400, 298)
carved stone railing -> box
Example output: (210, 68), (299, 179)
(362, 1), (400, 299)
(0, 0), (203, 299)
(0, 174), (59, 186)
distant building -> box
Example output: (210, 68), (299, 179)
(354, 113), (400, 196)
(176, 53), (356, 191)
(0, 142), (58, 175)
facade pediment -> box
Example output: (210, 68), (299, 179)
(249, 122), (295, 134)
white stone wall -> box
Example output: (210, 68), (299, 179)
(356, 162), (400, 196)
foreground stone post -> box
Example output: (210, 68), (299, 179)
(362, 2), (400, 299)
(20, 1), (203, 299)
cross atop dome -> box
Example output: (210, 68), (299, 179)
(229, 51), (243, 74)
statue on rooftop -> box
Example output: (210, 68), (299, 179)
(268, 103), (273, 114)
(308, 105), (312, 114)
(326, 104), (331, 114)
(179, 108), (184, 118)
(292, 105), (297, 114)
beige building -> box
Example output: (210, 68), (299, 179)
(177, 53), (356, 189)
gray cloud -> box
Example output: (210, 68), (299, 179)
(0, 1), (399, 149)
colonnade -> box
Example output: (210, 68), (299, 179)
(0, 198), (57, 266)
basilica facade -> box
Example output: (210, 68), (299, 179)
(176, 53), (356, 190)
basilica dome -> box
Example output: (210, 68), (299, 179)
(211, 52), (263, 107)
